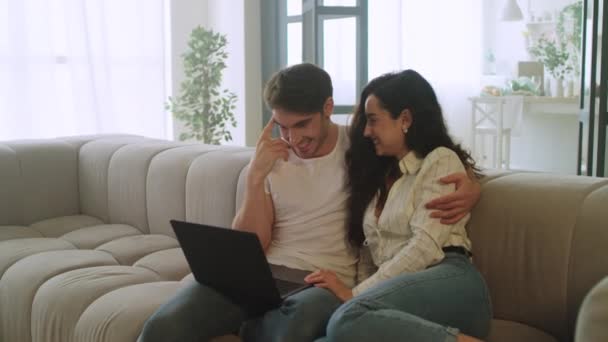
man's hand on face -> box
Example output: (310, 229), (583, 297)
(249, 120), (290, 185)
(425, 172), (482, 225)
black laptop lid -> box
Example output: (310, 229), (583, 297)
(170, 220), (282, 316)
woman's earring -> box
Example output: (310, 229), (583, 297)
(402, 127), (408, 134)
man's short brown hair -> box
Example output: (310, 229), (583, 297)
(263, 63), (333, 114)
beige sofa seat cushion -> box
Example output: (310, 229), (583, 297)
(30, 214), (105, 237)
(0, 250), (118, 342)
(0, 226), (43, 241)
(75, 281), (182, 342)
(61, 224), (142, 249)
(31, 265), (161, 342)
(0, 238), (76, 277)
(488, 319), (558, 342)
(133, 248), (190, 281)
(95, 235), (179, 265)
(1, 214), (107, 244)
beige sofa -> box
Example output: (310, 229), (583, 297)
(0, 135), (606, 342)
(575, 275), (608, 342)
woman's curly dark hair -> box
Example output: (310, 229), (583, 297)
(345, 70), (480, 247)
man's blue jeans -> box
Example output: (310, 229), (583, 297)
(317, 252), (493, 342)
(139, 278), (342, 342)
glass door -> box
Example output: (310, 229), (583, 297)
(579, 0), (608, 176)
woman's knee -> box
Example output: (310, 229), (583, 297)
(325, 300), (366, 342)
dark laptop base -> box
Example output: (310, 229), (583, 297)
(170, 220), (311, 317)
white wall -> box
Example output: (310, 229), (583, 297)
(509, 113), (579, 173)
(244, 0), (263, 147)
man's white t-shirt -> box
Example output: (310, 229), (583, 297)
(264, 125), (357, 287)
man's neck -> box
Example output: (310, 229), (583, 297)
(312, 122), (339, 158)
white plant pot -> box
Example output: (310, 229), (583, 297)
(555, 78), (564, 98)
(567, 80), (575, 97)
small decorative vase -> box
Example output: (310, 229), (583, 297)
(573, 78), (581, 97)
(567, 79), (575, 97)
(544, 78), (552, 97)
(555, 78), (564, 98)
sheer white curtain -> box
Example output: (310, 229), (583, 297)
(368, 0), (482, 145)
(0, 0), (168, 140)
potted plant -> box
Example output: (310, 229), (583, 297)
(167, 26), (237, 144)
(528, 36), (573, 96)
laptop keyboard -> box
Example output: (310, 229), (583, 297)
(274, 278), (304, 295)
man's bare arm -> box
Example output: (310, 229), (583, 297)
(232, 175), (275, 251)
(232, 120), (288, 250)
(425, 169), (482, 224)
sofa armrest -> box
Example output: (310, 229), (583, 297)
(575, 276), (608, 342)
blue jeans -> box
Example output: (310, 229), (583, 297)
(317, 252), (492, 342)
(139, 279), (342, 342)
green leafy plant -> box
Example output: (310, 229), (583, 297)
(557, 1), (583, 76)
(557, 1), (583, 51)
(529, 36), (573, 80)
(167, 26), (237, 144)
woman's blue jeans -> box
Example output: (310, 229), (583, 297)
(318, 252), (492, 342)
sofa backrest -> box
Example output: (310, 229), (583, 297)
(468, 172), (608, 342)
(78, 136), (154, 225)
(77, 138), (253, 236)
(144, 145), (252, 236)
(0, 140), (81, 225)
(1, 136), (254, 239)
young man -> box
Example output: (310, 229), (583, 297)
(140, 63), (480, 342)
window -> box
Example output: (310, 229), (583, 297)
(0, 0), (168, 140)
(262, 0), (367, 125)
(264, 0), (481, 145)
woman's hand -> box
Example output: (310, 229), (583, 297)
(304, 269), (353, 302)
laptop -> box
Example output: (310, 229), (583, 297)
(170, 219), (312, 317)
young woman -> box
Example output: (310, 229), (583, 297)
(305, 70), (492, 342)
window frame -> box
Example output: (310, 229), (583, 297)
(261, 0), (368, 123)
